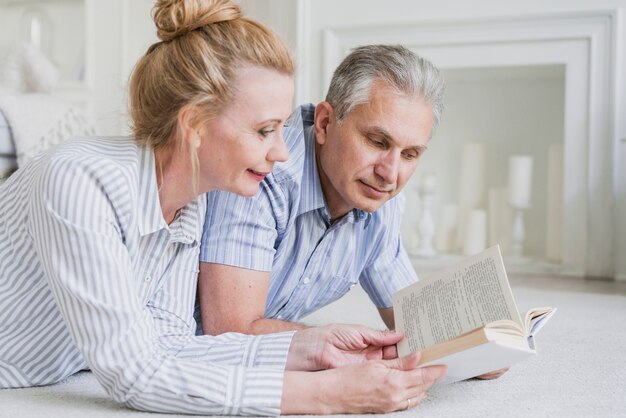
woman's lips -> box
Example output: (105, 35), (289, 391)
(247, 169), (269, 182)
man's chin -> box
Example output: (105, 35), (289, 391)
(355, 198), (388, 213)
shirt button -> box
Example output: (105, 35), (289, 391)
(350, 284), (356, 289)
(302, 277), (310, 285)
(144, 275), (151, 282)
(277, 315), (283, 320)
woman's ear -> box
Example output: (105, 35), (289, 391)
(177, 104), (201, 148)
(313, 102), (334, 145)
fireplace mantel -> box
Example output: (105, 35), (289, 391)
(300, 9), (619, 279)
(243, 0), (626, 279)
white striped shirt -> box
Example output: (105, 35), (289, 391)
(200, 105), (417, 322)
(0, 137), (293, 415)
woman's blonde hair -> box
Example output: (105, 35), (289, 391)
(128, 0), (294, 162)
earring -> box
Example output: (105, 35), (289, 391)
(193, 134), (201, 148)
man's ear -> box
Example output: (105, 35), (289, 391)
(314, 102), (333, 145)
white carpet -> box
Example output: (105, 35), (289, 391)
(1, 285), (625, 418)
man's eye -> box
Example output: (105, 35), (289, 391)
(402, 151), (419, 160)
(368, 137), (385, 148)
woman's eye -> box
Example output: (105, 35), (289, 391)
(258, 129), (275, 138)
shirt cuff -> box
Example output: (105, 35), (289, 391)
(226, 367), (285, 416)
(244, 331), (295, 369)
(228, 332), (294, 416)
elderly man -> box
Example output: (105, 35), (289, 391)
(197, 44), (444, 334)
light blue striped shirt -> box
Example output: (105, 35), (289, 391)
(0, 137), (293, 415)
(201, 104), (417, 322)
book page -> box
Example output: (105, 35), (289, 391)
(525, 307), (557, 336)
(394, 246), (522, 354)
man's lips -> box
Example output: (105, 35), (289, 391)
(359, 180), (393, 197)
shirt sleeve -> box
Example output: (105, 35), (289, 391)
(359, 193), (418, 309)
(200, 180), (285, 272)
(29, 156), (292, 416)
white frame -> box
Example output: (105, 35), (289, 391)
(319, 11), (618, 278)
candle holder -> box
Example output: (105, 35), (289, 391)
(415, 174), (438, 258)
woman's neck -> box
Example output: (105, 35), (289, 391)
(154, 145), (197, 225)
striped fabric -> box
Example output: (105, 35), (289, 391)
(0, 137), (293, 415)
(200, 104), (418, 322)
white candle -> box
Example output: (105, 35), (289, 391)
(420, 172), (437, 193)
(508, 155), (533, 208)
(488, 187), (512, 252)
(456, 142), (487, 251)
(30, 16), (42, 49)
(463, 209), (487, 255)
(435, 204), (458, 252)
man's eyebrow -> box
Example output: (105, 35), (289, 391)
(365, 126), (428, 151)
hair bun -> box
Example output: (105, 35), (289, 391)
(153, 0), (241, 42)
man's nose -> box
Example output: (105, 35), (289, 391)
(373, 151), (399, 185)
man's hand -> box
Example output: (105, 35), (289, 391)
(475, 367), (510, 380)
(285, 324), (402, 371)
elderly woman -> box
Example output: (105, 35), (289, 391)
(0, 0), (444, 415)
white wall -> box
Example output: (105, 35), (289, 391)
(0, 0), (85, 83)
(248, 0), (626, 279)
(404, 67), (565, 259)
(4, 0), (621, 278)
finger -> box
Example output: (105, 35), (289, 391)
(360, 329), (404, 348)
(408, 392), (427, 408)
(419, 364), (447, 384)
(397, 397), (411, 412)
(382, 352), (421, 371)
(382, 344), (398, 359)
(403, 364), (447, 388)
(395, 388), (429, 412)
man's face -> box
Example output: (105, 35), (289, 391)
(314, 82), (433, 220)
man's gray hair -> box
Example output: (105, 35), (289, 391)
(325, 44), (445, 132)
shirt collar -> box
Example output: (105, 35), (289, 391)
(137, 144), (200, 245)
(167, 199), (201, 245)
(297, 123), (326, 216)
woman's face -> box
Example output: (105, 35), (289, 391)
(197, 66), (294, 196)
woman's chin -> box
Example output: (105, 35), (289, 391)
(230, 183), (260, 197)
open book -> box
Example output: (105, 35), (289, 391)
(393, 245), (556, 385)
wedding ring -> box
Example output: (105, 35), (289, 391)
(406, 398), (411, 410)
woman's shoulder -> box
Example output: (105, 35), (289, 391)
(52, 136), (139, 160)
(45, 136), (140, 172)
(40, 136), (145, 197)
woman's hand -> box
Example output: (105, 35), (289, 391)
(285, 324), (403, 371)
(281, 352), (447, 414)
